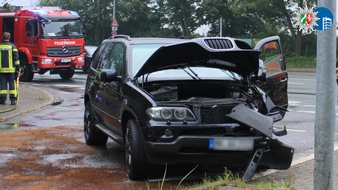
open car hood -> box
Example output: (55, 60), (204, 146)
(134, 37), (260, 78)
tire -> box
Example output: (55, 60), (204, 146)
(125, 119), (147, 180)
(82, 67), (88, 74)
(59, 68), (75, 80)
(19, 59), (34, 82)
(84, 102), (108, 145)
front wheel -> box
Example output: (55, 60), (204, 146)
(59, 68), (75, 80)
(125, 119), (147, 180)
(84, 102), (108, 145)
(19, 59), (34, 82)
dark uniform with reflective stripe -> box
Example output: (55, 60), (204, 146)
(0, 39), (20, 104)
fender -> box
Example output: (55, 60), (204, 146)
(18, 47), (33, 64)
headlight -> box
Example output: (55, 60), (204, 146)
(78, 57), (85, 62)
(41, 59), (52, 64)
(146, 107), (196, 121)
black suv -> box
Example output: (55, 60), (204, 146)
(84, 35), (293, 180)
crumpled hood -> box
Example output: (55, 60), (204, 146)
(134, 37), (260, 78)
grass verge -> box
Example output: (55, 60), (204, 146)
(286, 56), (316, 69)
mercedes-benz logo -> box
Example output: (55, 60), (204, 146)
(62, 45), (68, 53)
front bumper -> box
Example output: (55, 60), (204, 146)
(143, 135), (294, 170)
(37, 55), (84, 69)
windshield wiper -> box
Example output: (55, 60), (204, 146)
(183, 67), (201, 80)
(183, 67), (200, 80)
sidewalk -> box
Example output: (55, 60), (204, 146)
(0, 83), (62, 122)
(1, 83), (338, 189)
(255, 149), (338, 189)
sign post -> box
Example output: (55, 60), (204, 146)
(111, 18), (118, 36)
(314, 1), (336, 190)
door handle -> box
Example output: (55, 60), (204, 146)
(280, 78), (288, 83)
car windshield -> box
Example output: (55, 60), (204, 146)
(131, 44), (163, 75)
(85, 46), (97, 56)
(138, 68), (241, 82)
(41, 19), (83, 38)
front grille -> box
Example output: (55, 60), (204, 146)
(204, 39), (233, 49)
(201, 105), (236, 124)
(47, 46), (82, 57)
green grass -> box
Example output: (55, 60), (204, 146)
(146, 167), (295, 190)
(286, 55), (316, 69)
(187, 169), (295, 190)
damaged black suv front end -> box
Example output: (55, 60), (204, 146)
(84, 35), (293, 181)
(134, 37), (293, 180)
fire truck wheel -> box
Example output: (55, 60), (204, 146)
(59, 69), (75, 80)
(19, 59), (34, 82)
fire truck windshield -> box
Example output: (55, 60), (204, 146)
(41, 19), (83, 38)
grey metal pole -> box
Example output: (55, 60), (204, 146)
(314, 0), (336, 189)
(113, 0), (116, 19)
(220, 17), (222, 37)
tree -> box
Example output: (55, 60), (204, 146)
(242, 0), (316, 55)
(200, 0), (264, 37)
(153, 0), (204, 37)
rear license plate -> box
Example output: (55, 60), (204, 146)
(209, 137), (254, 151)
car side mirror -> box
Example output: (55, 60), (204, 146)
(251, 59), (266, 82)
(100, 69), (118, 82)
(257, 71), (266, 81)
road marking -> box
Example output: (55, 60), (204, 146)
(289, 82), (304, 85)
(303, 105), (315, 107)
(255, 142), (338, 178)
(289, 101), (302, 105)
(295, 110), (315, 114)
(287, 129), (307, 133)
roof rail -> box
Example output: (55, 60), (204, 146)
(109, 35), (131, 41)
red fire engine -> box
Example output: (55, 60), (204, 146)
(0, 6), (85, 81)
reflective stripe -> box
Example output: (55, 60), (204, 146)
(9, 89), (17, 98)
(0, 89), (7, 95)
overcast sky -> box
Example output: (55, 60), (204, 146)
(1, 0), (39, 6)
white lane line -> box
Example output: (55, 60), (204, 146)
(289, 101), (302, 104)
(287, 129), (307, 133)
(295, 110), (315, 114)
(289, 82), (304, 85)
(255, 142), (338, 178)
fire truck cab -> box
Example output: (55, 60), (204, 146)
(0, 6), (85, 81)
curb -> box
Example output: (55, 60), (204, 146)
(0, 84), (63, 122)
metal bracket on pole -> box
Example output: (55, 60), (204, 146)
(242, 148), (264, 181)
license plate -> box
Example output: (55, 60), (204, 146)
(61, 59), (71, 63)
(209, 137), (254, 151)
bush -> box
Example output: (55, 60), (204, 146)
(286, 56), (316, 68)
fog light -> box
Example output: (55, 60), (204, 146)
(164, 129), (173, 137)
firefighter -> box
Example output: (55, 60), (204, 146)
(0, 32), (20, 105)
